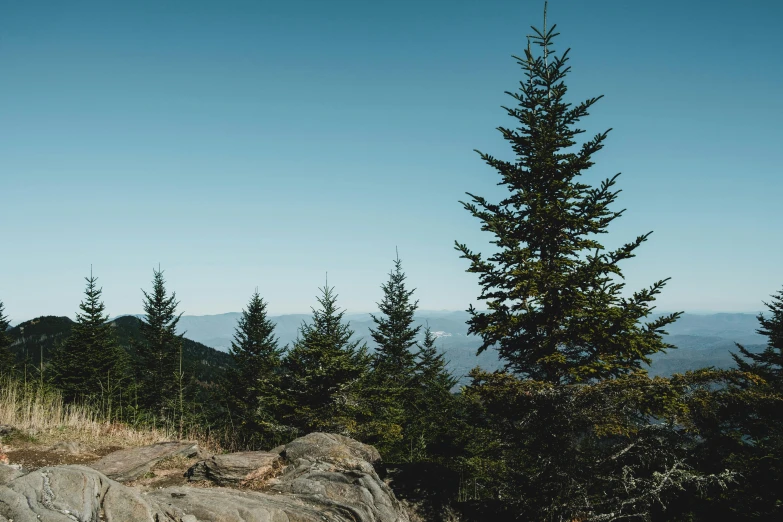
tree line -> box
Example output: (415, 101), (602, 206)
(0, 257), (457, 462)
(2, 4), (783, 520)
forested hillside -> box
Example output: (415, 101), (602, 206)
(6, 315), (232, 384)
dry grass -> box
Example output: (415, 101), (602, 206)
(0, 378), (219, 452)
(152, 454), (196, 471)
(239, 457), (285, 491)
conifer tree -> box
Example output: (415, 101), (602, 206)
(370, 253), (420, 380)
(733, 285), (783, 390)
(455, 4), (680, 383)
(407, 325), (458, 460)
(225, 289), (284, 447)
(281, 283), (370, 435)
(136, 267), (183, 415)
(50, 270), (128, 403)
(0, 300), (15, 376)
(416, 325), (458, 394)
(363, 254), (422, 454)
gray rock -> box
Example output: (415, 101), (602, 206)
(0, 463), (27, 486)
(186, 451), (281, 485)
(269, 432), (408, 522)
(88, 441), (201, 482)
(0, 433), (410, 522)
(282, 432), (382, 468)
(147, 485), (340, 521)
(0, 465), (166, 521)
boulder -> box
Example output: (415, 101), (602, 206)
(186, 451), (281, 485)
(268, 432), (409, 522)
(147, 485), (353, 521)
(88, 441), (201, 482)
(0, 433), (410, 522)
(0, 463), (26, 486)
(282, 432), (382, 468)
(0, 465), (167, 521)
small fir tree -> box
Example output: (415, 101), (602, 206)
(50, 270), (128, 403)
(455, 3), (680, 383)
(136, 267), (183, 416)
(281, 283), (370, 436)
(416, 325), (458, 395)
(733, 285), (783, 390)
(407, 325), (458, 460)
(224, 289), (285, 447)
(370, 253), (420, 380)
(0, 300), (15, 376)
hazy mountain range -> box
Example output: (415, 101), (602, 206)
(171, 310), (767, 380)
(6, 311), (767, 383)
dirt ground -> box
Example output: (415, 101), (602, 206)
(2, 443), (123, 470)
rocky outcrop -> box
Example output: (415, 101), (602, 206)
(89, 441), (202, 482)
(0, 433), (410, 522)
(0, 464), (166, 521)
(283, 432), (382, 466)
(186, 450), (282, 485)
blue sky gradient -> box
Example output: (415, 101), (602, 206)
(1, 0), (781, 321)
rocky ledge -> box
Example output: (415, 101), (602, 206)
(0, 432), (410, 522)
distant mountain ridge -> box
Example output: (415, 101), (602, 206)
(171, 311), (768, 380)
(3, 312), (768, 383)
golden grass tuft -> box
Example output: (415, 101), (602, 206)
(0, 377), (220, 451)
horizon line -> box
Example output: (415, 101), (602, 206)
(7, 309), (767, 326)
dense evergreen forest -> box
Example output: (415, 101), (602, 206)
(2, 7), (782, 521)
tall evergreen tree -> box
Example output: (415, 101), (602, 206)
(454, 4), (680, 383)
(365, 254), (422, 456)
(733, 284), (783, 390)
(136, 267), (183, 415)
(50, 271), (128, 403)
(0, 300), (15, 376)
(281, 283), (370, 435)
(370, 253), (420, 379)
(224, 289), (284, 447)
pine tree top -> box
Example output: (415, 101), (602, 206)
(75, 273), (110, 327)
(51, 270), (127, 400)
(416, 324), (458, 390)
(140, 267), (182, 334)
(0, 300), (10, 337)
(230, 289), (283, 364)
(295, 284), (362, 353)
(370, 254), (420, 374)
(0, 300), (14, 368)
(283, 283), (369, 411)
(455, 5), (680, 384)
(733, 286), (783, 388)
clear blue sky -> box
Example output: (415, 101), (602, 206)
(1, 0), (781, 322)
